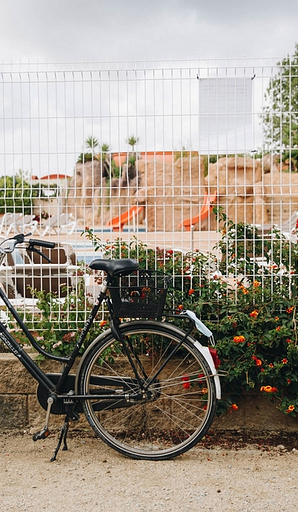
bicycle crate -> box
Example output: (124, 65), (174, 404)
(109, 270), (171, 318)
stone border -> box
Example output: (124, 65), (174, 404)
(1, 353), (298, 432)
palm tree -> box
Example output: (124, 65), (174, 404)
(77, 136), (99, 163)
(101, 143), (110, 153)
(126, 135), (139, 152)
(85, 136), (99, 152)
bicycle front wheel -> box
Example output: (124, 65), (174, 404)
(79, 321), (217, 460)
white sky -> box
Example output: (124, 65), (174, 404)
(0, 0), (297, 62)
(0, 0), (297, 176)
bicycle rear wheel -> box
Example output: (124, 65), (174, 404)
(79, 320), (217, 460)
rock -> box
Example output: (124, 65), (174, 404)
(136, 156), (206, 231)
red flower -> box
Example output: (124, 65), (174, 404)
(286, 306), (294, 314)
(182, 375), (190, 389)
(188, 289), (195, 296)
(249, 310), (259, 318)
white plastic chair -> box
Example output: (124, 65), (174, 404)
(42, 213), (77, 236)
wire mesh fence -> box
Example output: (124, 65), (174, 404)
(0, 58), (297, 330)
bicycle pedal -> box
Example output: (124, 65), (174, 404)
(32, 428), (50, 442)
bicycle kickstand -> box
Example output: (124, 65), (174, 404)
(51, 415), (70, 462)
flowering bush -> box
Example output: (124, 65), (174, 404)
(83, 220), (298, 417)
(19, 217), (298, 418)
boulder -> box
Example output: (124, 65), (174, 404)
(254, 172), (298, 225)
(136, 156), (206, 231)
(206, 156), (263, 226)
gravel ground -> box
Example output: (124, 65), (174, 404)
(0, 430), (298, 511)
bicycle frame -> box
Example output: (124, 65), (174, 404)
(0, 282), (105, 396)
(0, 278), (160, 404)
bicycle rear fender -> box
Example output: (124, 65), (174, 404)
(192, 341), (221, 400)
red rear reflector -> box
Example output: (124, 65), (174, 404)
(209, 348), (221, 369)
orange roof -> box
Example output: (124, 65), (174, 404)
(40, 174), (72, 180)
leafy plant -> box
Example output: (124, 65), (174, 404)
(83, 220), (298, 417)
(17, 218), (298, 418)
(0, 171), (40, 214)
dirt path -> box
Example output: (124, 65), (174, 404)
(0, 431), (298, 512)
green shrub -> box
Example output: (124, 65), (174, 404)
(17, 218), (298, 417)
(0, 172), (40, 214)
(83, 219), (298, 417)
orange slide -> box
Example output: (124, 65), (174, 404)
(179, 192), (217, 231)
(107, 205), (144, 231)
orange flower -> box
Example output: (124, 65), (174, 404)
(231, 403), (238, 411)
(276, 326), (281, 331)
(260, 385), (271, 393)
(188, 289), (195, 295)
(260, 385), (278, 393)
(286, 306), (294, 314)
(252, 355), (262, 366)
(274, 316), (279, 321)
(253, 280), (261, 287)
(286, 405), (295, 413)
(233, 335), (245, 343)
(100, 320), (107, 327)
(249, 310), (259, 318)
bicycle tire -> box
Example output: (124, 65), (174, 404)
(79, 320), (217, 460)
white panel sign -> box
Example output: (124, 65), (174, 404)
(199, 78), (252, 153)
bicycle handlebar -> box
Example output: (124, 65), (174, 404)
(28, 239), (56, 249)
(0, 234), (56, 261)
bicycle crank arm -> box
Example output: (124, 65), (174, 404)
(32, 395), (55, 442)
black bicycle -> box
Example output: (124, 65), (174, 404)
(0, 233), (221, 461)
